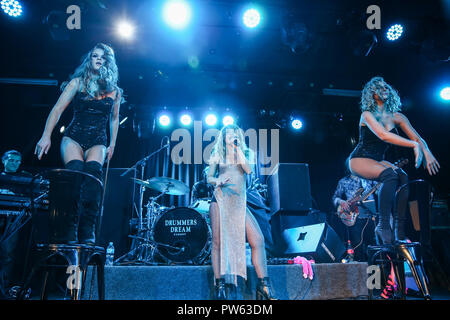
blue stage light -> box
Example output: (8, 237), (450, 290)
(116, 20), (135, 39)
(243, 8), (261, 28)
(440, 87), (450, 101)
(291, 119), (303, 130)
(205, 114), (217, 126)
(180, 114), (192, 126)
(159, 115), (171, 127)
(386, 24), (403, 41)
(163, 0), (192, 30)
(222, 115), (234, 126)
(1, 0), (22, 17)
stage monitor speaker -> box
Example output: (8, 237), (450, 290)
(282, 222), (345, 263)
(98, 168), (137, 258)
(267, 163), (312, 215)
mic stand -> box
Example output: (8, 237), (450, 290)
(115, 144), (169, 265)
(120, 144), (168, 236)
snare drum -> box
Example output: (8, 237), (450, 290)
(153, 207), (211, 264)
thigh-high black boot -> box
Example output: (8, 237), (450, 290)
(375, 168), (400, 245)
(62, 160), (85, 244)
(78, 161), (103, 245)
(393, 168), (409, 242)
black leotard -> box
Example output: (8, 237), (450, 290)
(349, 125), (397, 162)
(64, 91), (114, 150)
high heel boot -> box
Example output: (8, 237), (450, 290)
(375, 168), (399, 245)
(78, 161), (103, 245)
(214, 278), (226, 300)
(393, 168), (409, 243)
(256, 277), (277, 300)
(61, 159), (84, 244)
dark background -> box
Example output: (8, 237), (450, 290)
(0, 0), (449, 215)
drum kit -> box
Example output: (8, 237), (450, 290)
(115, 176), (212, 266)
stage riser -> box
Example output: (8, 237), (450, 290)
(83, 263), (368, 300)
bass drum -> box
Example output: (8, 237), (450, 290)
(153, 207), (211, 264)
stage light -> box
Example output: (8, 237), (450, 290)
(205, 114), (217, 126)
(440, 87), (450, 101)
(222, 115), (234, 126)
(243, 8), (261, 28)
(116, 20), (135, 39)
(386, 24), (403, 41)
(1, 0), (22, 17)
(159, 114), (171, 127)
(291, 119), (303, 130)
(163, 0), (192, 30)
(180, 114), (192, 126)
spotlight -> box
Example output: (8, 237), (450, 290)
(205, 114), (217, 126)
(1, 0), (22, 17)
(386, 24), (403, 41)
(163, 0), (192, 30)
(243, 8), (261, 28)
(222, 115), (234, 126)
(291, 119), (303, 130)
(159, 114), (171, 127)
(180, 114), (192, 126)
(116, 20), (135, 39)
(440, 87), (450, 101)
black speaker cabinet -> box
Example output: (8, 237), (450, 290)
(267, 163), (312, 215)
(282, 222), (345, 263)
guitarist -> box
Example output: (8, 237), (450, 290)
(332, 173), (378, 261)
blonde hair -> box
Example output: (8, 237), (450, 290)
(360, 76), (401, 113)
(210, 124), (250, 165)
(61, 43), (124, 102)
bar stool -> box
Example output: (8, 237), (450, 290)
(368, 242), (431, 300)
(19, 169), (105, 300)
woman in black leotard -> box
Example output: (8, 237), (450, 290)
(35, 43), (124, 244)
(348, 77), (439, 244)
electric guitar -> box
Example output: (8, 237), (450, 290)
(337, 159), (408, 227)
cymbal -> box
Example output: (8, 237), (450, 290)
(147, 177), (190, 195)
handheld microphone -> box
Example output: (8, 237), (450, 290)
(233, 138), (239, 147)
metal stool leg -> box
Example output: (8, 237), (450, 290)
(40, 270), (50, 300)
(396, 244), (431, 299)
(97, 261), (105, 300)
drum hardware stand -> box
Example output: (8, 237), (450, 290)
(120, 140), (169, 235)
(118, 139), (170, 265)
(115, 184), (181, 265)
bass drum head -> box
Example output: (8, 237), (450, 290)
(153, 207), (210, 263)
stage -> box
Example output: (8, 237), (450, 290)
(82, 263), (369, 300)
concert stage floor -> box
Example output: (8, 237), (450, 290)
(82, 262), (369, 300)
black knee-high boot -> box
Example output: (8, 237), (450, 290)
(78, 161), (103, 245)
(375, 168), (400, 245)
(394, 168), (409, 242)
(63, 160), (85, 244)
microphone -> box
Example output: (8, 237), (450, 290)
(233, 138), (239, 147)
